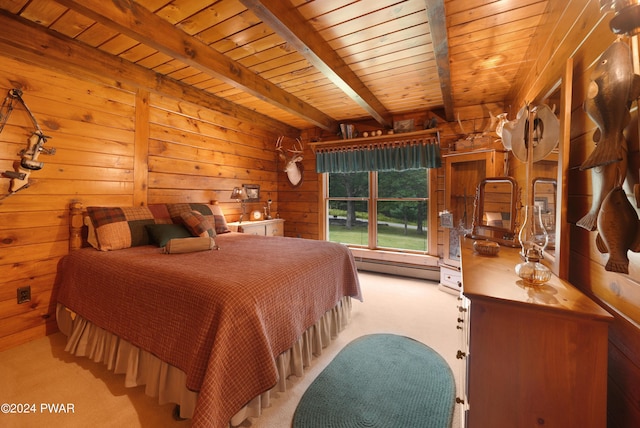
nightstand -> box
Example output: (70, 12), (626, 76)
(227, 219), (284, 237)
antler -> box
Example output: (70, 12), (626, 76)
(289, 137), (304, 154)
(275, 136), (286, 159)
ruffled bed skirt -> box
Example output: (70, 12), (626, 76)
(56, 296), (352, 425)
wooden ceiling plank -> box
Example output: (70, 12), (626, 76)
(0, 9), (299, 137)
(196, 9), (261, 46)
(211, 23), (276, 56)
(425, 0), (454, 121)
(325, 12), (428, 51)
(75, 21), (119, 46)
(340, 30), (432, 64)
(56, 0), (337, 131)
(98, 33), (141, 56)
(120, 43), (158, 63)
(155, 0), (210, 25)
(0, 0), (29, 14)
(49, 8), (94, 38)
(448, 13), (542, 41)
(448, 27), (535, 57)
(177, 0), (247, 35)
(239, 0), (393, 128)
(305, 0), (414, 33)
(448, 0), (547, 27)
(20, 0), (66, 26)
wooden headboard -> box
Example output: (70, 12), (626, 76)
(69, 201), (87, 251)
(68, 200), (220, 252)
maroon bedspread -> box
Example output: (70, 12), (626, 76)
(56, 233), (361, 427)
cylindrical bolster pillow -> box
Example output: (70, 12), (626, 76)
(163, 237), (218, 254)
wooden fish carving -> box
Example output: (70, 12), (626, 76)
(580, 41), (638, 170)
(577, 132), (627, 231)
(596, 187), (640, 273)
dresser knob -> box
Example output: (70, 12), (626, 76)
(456, 397), (465, 404)
(456, 350), (466, 359)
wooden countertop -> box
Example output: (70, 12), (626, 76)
(460, 237), (613, 322)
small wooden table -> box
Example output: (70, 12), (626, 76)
(227, 218), (284, 237)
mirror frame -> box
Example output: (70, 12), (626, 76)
(467, 176), (521, 247)
(531, 59), (571, 278)
(532, 177), (557, 251)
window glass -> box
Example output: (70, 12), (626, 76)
(378, 170), (427, 198)
(376, 200), (428, 251)
(328, 200), (369, 246)
(328, 172), (368, 198)
(327, 169), (430, 253)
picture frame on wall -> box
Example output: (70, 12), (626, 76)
(243, 184), (260, 202)
(393, 119), (414, 133)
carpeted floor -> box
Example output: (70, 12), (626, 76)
(293, 333), (455, 428)
(0, 271), (461, 428)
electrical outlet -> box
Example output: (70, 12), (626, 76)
(17, 286), (31, 304)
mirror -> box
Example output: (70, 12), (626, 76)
(529, 80), (563, 271)
(467, 177), (521, 247)
(533, 177), (557, 251)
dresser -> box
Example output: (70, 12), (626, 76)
(227, 219), (284, 236)
(458, 238), (612, 428)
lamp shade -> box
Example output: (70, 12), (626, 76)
(230, 186), (248, 201)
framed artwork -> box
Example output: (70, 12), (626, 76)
(243, 184), (260, 202)
(440, 211), (453, 228)
(535, 197), (548, 213)
(393, 119), (414, 133)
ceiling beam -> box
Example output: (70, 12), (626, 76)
(240, 0), (393, 128)
(425, 0), (454, 122)
(55, 0), (338, 132)
(0, 10), (300, 138)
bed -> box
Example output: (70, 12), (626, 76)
(55, 201), (362, 427)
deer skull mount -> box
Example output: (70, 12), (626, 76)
(276, 136), (304, 187)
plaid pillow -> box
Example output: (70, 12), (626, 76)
(87, 206), (155, 251)
(181, 210), (215, 238)
(208, 203), (230, 234)
(166, 203), (230, 235)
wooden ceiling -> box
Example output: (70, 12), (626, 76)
(0, 0), (551, 132)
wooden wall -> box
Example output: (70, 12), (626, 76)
(2, 3), (640, 425)
(566, 32), (640, 428)
(505, 1), (640, 425)
(0, 54), (282, 352)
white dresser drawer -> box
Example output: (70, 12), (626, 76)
(440, 265), (461, 290)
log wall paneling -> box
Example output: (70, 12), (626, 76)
(0, 55), (139, 351)
(560, 19), (640, 428)
(0, 53), (282, 351)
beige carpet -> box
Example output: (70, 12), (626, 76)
(0, 271), (461, 428)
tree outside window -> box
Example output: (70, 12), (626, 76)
(326, 169), (429, 252)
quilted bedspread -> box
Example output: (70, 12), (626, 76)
(55, 233), (362, 427)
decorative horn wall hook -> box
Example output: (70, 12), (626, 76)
(0, 88), (55, 202)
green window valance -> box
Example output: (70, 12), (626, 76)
(312, 130), (442, 173)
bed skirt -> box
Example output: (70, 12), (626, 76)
(56, 296), (352, 425)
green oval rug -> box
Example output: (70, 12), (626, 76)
(293, 333), (455, 428)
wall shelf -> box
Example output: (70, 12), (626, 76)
(309, 129), (439, 151)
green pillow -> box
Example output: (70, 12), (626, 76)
(145, 224), (192, 247)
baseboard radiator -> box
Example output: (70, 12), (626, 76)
(354, 258), (440, 282)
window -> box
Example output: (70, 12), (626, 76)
(326, 169), (430, 253)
